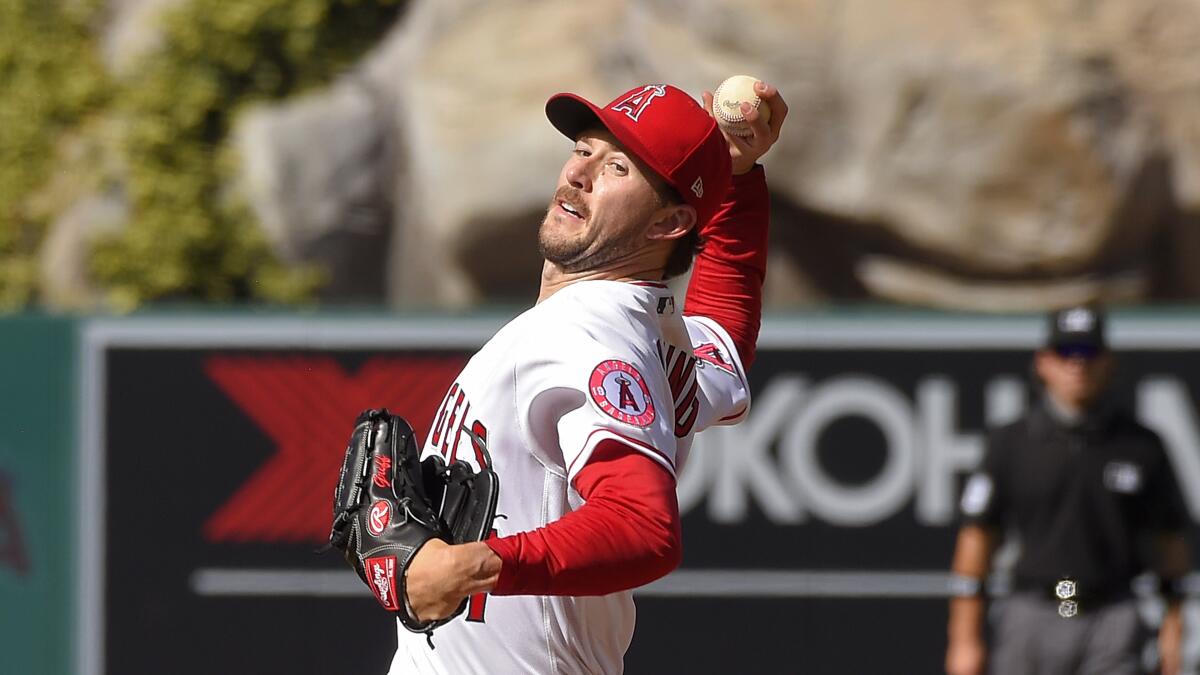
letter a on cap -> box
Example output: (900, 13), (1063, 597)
(611, 85), (667, 122)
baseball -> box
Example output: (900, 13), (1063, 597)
(713, 75), (770, 138)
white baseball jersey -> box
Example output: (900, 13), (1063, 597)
(389, 279), (750, 675)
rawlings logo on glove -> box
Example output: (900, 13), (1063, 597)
(367, 555), (399, 611)
(326, 409), (499, 642)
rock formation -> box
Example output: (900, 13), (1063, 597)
(47, 0), (1200, 309)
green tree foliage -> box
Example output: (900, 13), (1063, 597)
(0, 0), (404, 310)
(0, 0), (109, 308)
(91, 0), (404, 308)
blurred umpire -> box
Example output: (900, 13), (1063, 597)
(945, 305), (1192, 675)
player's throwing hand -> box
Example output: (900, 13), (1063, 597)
(703, 80), (788, 175)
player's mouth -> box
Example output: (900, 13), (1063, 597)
(553, 186), (589, 223)
(558, 200), (584, 220)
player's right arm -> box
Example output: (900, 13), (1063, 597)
(945, 428), (1009, 675)
(683, 82), (787, 370)
(945, 525), (997, 675)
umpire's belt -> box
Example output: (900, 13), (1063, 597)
(1017, 581), (1132, 607)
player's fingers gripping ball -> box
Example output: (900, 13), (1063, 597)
(712, 75), (771, 138)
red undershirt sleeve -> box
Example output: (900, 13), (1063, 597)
(682, 164), (769, 369)
(484, 439), (682, 596)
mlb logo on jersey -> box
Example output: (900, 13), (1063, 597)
(589, 360), (656, 427)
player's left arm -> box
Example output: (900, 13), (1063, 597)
(682, 82), (787, 369)
(1155, 531), (1189, 675)
(1148, 436), (1191, 675)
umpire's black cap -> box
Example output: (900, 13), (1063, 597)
(1045, 305), (1107, 353)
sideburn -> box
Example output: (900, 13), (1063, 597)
(663, 226), (701, 279)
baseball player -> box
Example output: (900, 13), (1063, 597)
(391, 81), (787, 674)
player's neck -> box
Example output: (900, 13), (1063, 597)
(537, 260), (665, 303)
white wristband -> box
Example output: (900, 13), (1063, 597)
(948, 574), (984, 597)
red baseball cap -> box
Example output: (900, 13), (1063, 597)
(545, 84), (732, 228)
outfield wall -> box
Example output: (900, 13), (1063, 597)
(4, 311), (1200, 674)
(0, 315), (76, 675)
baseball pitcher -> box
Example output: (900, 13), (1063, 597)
(334, 79), (787, 674)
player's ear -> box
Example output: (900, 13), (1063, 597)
(645, 204), (696, 242)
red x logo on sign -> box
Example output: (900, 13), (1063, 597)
(202, 355), (466, 544)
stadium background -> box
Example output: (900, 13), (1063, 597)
(5, 1), (1200, 673)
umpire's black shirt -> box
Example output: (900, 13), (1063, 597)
(960, 396), (1188, 598)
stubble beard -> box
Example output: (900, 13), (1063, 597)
(537, 213), (590, 271)
(538, 187), (641, 273)
(538, 215), (642, 274)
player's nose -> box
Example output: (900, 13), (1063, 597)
(564, 156), (593, 192)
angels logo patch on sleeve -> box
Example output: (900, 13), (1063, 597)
(589, 360), (656, 427)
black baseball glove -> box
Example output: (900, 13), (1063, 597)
(327, 408), (499, 639)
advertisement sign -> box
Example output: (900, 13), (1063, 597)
(79, 315), (1200, 674)
(0, 315), (76, 675)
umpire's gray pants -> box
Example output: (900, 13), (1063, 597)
(990, 592), (1143, 675)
